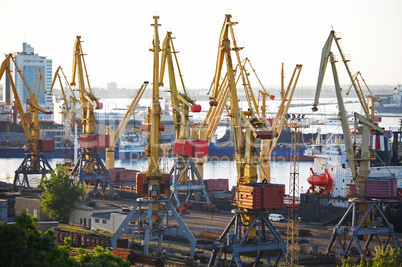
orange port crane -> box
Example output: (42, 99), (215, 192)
(313, 29), (400, 258)
(0, 54), (54, 188)
(208, 14), (286, 267)
(111, 16), (196, 259)
(105, 81), (148, 169)
(68, 36), (116, 196)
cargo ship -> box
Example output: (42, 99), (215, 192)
(299, 132), (402, 231)
(374, 85), (402, 113)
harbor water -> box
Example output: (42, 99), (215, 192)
(0, 157), (314, 195)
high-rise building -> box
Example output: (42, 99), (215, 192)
(14, 42), (53, 113)
(107, 82), (117, 91)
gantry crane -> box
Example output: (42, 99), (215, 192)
(105, 81), (148, 169)
(159, 31), (215, 212)
(68, 36), (116, 196)
(0, 54), (54, 188)
(208, 15), (286, 267)
(111, 16), (196, 259)
(313, 30), (400, 258)
(259, 64), (302, 183)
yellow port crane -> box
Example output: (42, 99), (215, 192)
(105, 81), (148, 169)
(49, 66), (79, 163)
(346, 71), (381, 122)
(159, 30), (215, 211)
(313, 29), (400, 258)
(49, 66), (79, 130)
(0, 54), (54, 188)
(69, 36), (116, 196)
(208, 14), (286, 267)
(111, 16), (196, 259)
(259, 64), (303, 183)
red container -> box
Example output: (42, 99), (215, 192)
(136, 172), (147, 194)
(191, 105), (202, 113)
(345, 184), (358, 197)
(397, 189), (402, 200)
(193, 140), (208, 158)
(95, 102), (103, 110)
(140, 125), (165, 132)
(205, 179), (229, 191)
(173, 140), (194, 156)
(80, 134), (97, 149)
(237, 183), (285, 211)
(365, 179), (397, 198)
(253, 130), (278, 140)
(119, 170), (139, 182)
(237, 185), (264, 210)
(39, 139), (55, 152)
(107, 168), (126, 183)
(96, 135), (110, 150)
(263, 184), (285, 210)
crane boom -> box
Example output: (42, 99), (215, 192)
(260, 64), (302, 182)
(313, 30), (370, 117)
(105, 81), (148, 169)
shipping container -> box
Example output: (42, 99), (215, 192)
(193, 140), (208, 157)
(140, 125), (165, 132)
(365, 179), (397, 198)
(80, 134), (97, 149)
(118, 170), (138, 182)
(173, 140), (194, 156)
(253, 130), (278, 140)
(96, 135), (110, 150)
(237, 183), (285, 211)
(205, 179), (229, 191)
(345, 184), (358, 197)
(39, 139), (55, 152)
(107, 168), (126, 183)
(95, 102), (103, 110)
(135, 172), (147, 194)
(191, 105), (202, 113)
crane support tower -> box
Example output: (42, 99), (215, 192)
(208, 15), (286, 267)
(159, 31), (215, 212)
(285, 115), (309, 266)
(111, 16), (196, 259)
(68, 36), (116, 196)
(0, 54), (54, 188)
(313, 30), (400, 258)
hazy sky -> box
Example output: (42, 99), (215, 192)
(1, 0), (401, 93)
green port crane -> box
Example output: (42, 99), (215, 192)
(313, 29), (400, 258)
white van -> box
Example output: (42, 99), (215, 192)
(269, 213), (285, 222)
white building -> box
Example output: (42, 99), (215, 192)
(13, 42), (53, 117)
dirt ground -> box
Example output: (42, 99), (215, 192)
(92, 196), (402, 265)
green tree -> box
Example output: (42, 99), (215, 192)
(0, 210), (76, 266)
(39, 165), (86, 222)
(75, 246), (130, 266)
(340, 245), (402, 267)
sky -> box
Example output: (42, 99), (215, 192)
(0, 0), (401, 93)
